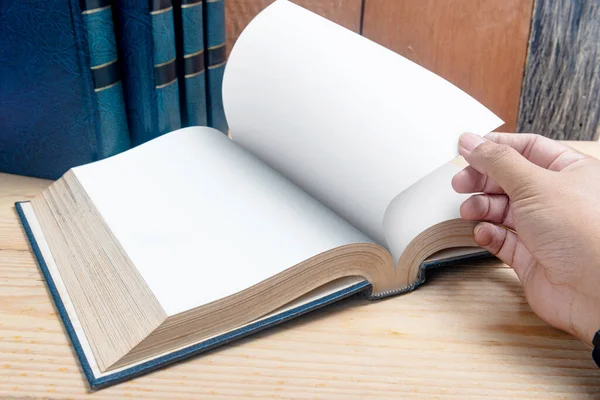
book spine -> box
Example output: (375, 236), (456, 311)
(204, 0), (228, 133)
(80, 0), (131, 157)
(112, 0), (158, 146)
(178, 0), (208, 126)
(151, 0), (182, 135)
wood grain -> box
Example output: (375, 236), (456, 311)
(2, 139), (600, 399)
(361, 0), (534, 133)
(225, 0), (363, 57)
(517, 1), (600, 141)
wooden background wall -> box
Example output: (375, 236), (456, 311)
(225, 0), (363, 56)
(362, 0), (534, 133)
(223, 0), (600, 141)
(517, 1), (600, 140)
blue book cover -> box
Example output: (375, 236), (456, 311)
(80, 0), (131, 157)
(151, 0), (182, 135)
(203, 0), (228, 133)
(112, 0), (182, 145)
(112, 0), (159, 146)
(0, 0), (130, 179)
(175, 0), (209, 127)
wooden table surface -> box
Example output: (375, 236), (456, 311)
(2, 140), (600, 399)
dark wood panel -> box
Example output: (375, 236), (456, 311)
(362, 0), (534, 132)
(225, 0), (362, 57)
(517, 1), (600, 140)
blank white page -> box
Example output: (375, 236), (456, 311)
(73, 127), (373, 316)
(222, 0), (503, 245)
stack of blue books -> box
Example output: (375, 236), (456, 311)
(0, 0), (228, 179)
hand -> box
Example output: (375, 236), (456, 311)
(452, 132), (600, 346)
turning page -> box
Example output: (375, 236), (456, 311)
(383, 162), (471, 262)
(222, 0), (503, 246)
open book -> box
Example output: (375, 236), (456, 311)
(16, 0), (503, 389)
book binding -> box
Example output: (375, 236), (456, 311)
(80, 0), (132, 157)
(204, 0), (228, 133)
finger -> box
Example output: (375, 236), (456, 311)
(473, 222), (535, 285)
(458, 133), (542, 197)
(485, 132), (587, 172)
(460, 194), (514, 230)
(452, 165), (504, 194)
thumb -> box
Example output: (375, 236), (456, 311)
(458, 133), (542, 197)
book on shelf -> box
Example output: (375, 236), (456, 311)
(16, 0), (503, 389)
(0, 0), (132, 179)
(203, 0), (228, 133)
(174, 0), (209, 127)
(0, 0), (226, 179)
(80, 0), (132, 158)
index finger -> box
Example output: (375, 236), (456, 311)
(484, 132), (587, 172)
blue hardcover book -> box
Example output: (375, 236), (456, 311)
(203, 0), (228, 133)
(174, 0), (209, 126)
(112, 0), (158, 146)
(16, 1), (502, 390)
(80, 0), (131, 157)
(0, 0), (130, 179)
(151, 0), (182, 135)
(112, 0), (182, 145)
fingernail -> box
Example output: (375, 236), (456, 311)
(473, 222), (493, 247)
(459, 133), (485, 153)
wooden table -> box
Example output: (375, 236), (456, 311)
(2, 141), (600, 399)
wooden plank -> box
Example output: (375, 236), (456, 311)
(517, 1), (600, 141)
(361, 0), (534, 133)
(225, 0), (363, 57)
(2, 139), (600, 398)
